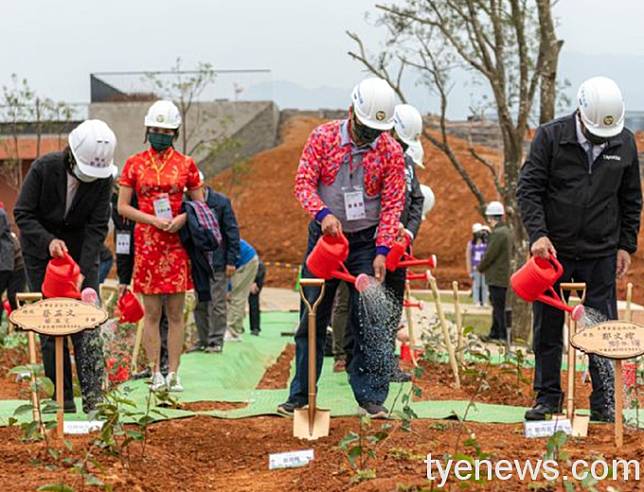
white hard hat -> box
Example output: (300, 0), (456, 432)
(577, 76), (624, 139)
(199, 170), (205, 182)
(420, 184), (435, 220)
(351, 78), (396, 131)
(144, 100), (182, 129)
(68, 120), (117, 179)
(111, 166), (118, 179)
(472, 223), (483, 234)
(394, 104), (424, 168)
(485, 201), (505, 216)
(481, 225), (491, 233)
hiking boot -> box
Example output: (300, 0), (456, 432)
(390, 367), (412, 383)
(186, 344), (206, 353)
(166, 372), (184, 392)
(333, 359), (346, 372)
(524, 402), (562, 421)
(276, 401), (304, 417)
(150, 372), (166, 391)
(205, 344), (223, 353)
(359, 403), (389, 419)
(590, 409), (615, 423)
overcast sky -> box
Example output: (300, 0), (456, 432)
(2, 0), (644, 116)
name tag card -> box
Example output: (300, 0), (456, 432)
(64, 420), (104, 435)
(116, 231), (131, 255)
(153, 194), (173, 220)
(344, 191), (366, 221)
(524, 418), (572, 438)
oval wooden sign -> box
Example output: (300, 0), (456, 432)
(9, 298), (108, 336)
(571, 321), (644, 360)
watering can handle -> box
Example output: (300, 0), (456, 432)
(549, 255), (563, 277)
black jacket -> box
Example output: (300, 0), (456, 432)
(0, 208), (15, 272)
(112, 192), (136, 285)
(204, 187), (240, 270)
(14, 152), (112, 290)
(517, 113), (642, 259)
(399, 155), (424, 239)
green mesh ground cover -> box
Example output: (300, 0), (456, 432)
(1, 311), (641, 428)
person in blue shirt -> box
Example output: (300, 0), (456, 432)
(225, 239), (259, 341)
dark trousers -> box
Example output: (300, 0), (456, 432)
(384, 267), (406, 352)
(159, 307), (169, 375)
(249, 291), (261, 333)
(98, 256), (113, 284)
(330, 282), (350, 360)
(24, 257), (105, 413)
(532, 255), (616, 411)
(0, 267), (27, 320)
(488, 286), (507, 340)
(288, 221), (389, 406)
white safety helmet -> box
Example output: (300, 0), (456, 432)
(198, 170), (205, 182)
(68, 119), (117, 179)
(394, 104), (424, 168)
(144, 100), (182, 129)
(472, 223), (483, 234)
(420, 184), (435, 220)
(577, 76), (625, 139)
(485, 201), (505, 216)
(351, 78), (396, 131)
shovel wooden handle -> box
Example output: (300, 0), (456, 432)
(300, 278), (325, 287)
(560, 283), (587, 291)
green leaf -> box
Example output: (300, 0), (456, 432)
(37, 484), (74, 492)
(338, 431), (359, 449)
(463, 326), (474, 336)
(63, 439), (73, 451)
(347, 446), (362, 466)
(39, 377), (55, 397)
(13, 404), (34, 416)
(126, 430), (144, 441)
(48, 448), (60, 460)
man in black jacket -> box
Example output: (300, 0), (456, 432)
(14, 119), (116, 414)
(190, 184), (240, 353)
(517, 77), (642, 422)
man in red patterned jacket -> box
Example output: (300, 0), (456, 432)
(278, 78), (406, 418)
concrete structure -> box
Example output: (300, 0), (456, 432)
(89, 100), (279, 177)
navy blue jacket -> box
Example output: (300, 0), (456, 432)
(205, 187), (240, 270)
(179, 201), (219, 302)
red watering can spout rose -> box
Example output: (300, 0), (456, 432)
(385, 235), (437, 272)
(306, 232), (371, 292)
(511, 255), (585, 321)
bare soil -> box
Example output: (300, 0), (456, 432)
(256, 343), (295, 390)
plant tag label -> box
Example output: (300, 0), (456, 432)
(524, 419), (572, 438)
(153, 194), (173, 220)
(116, 231), (131, 255)
(268, 449), (314, 470)
(64, 420), (104, 435)
(344, 191), (366, 221)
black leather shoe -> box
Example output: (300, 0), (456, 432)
(590, 409), (615, 423)
(524, 402), (562, 421)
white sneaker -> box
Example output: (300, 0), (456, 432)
(166, 372), (184, 392)
(150, 372), (166, 391)
(224, 330), (242, 342)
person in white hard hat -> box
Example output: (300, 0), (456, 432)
(477, 201), (511, 341)
(382, 103), (426, 383)
(419, 184), (435, 220)
(518, 76), (642, 422)
(280, 77), (406, 419)
(14, 119), (117, 414)
(466, 223), (488, 306)
(118, 100), (204, 392)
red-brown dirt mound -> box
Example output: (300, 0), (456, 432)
(210, 117), (644, 303)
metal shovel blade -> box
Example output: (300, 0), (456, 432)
(293, 406), (330, 440)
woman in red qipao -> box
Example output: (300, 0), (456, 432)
(117, 100), (203, 392)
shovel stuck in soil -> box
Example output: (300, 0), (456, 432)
(294, 278), (330, 440)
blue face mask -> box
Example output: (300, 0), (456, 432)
(148, 132), (174, 152)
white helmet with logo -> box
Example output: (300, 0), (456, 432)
(351, 78), (396, 131)
(68, 119), (117, 179)
(144, 100), (182, 129)
(472, 223), (483, 234)
(485, 201), (505, 216)
(394, 104), (424, 168)
(420, 184), (435, 220)
(577, 76), (625, 138)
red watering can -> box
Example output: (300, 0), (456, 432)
(511, 255), (584, 321)
(3, 299), (11, 316)
(386, 235), (437, 272)
(406, 270), (431, 283)
(41, 252), (82, 299)
(306, 232), (370, 292)
(117, 289), (145, 324)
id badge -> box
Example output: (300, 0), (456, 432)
(153, 194), (173, 220)
(473, 251), (483, 262)
(116, 231), (131, 255)
(344, 190), (366, 221)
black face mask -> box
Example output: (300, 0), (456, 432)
(352, 117), (382, 145)
(582, 126), (609, 146)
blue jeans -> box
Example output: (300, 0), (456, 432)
(287, 221), (389, 406)
(471, 271), (488, 306)
(532, 255), (616, 412)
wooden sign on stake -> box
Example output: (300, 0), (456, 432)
(10, 297), (108, 438)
